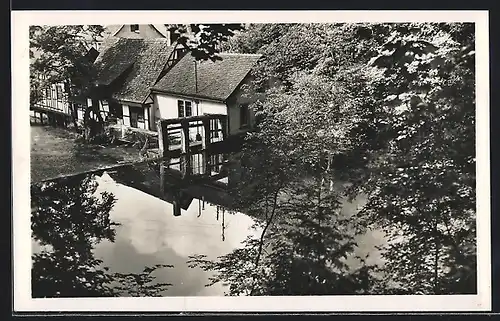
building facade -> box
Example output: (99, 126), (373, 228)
(87, 35), (262, 144)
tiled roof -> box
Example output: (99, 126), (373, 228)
(92, 37), (140, 86)
(92, 37), (175, 104)
(152, 53), (262, 102)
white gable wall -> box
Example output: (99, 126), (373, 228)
(152, 93), (229, 141)
(154, 94), (227, 119)
(226, 78), (258, 136)
(153, 93), (227, 125)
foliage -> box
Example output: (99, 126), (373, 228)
(29, 25), (103, 106)
(30, 22), (477, 295)
(354, 23), (476, 294)
(30, 24), (243, 138)
(31, 175), (173, 297)
(189, 23), (476, 295)
(188, 144), (379, 295)
(165, 24), (245, 61)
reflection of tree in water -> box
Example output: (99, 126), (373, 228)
(188, 145), (378, 296)
(31, 175), (172, 298)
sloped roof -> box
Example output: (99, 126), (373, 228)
(92, 37), (175, 104)
(92, 37), (140, 86)
(152, 53), (262, 102)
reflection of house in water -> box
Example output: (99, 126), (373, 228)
(104, 151), (243, 241)
(106, 151), (243, 218)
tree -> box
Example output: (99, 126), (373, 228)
(30, 25), (104, 131)
(165, 24), (245, 61)
(188, 130), (378, 295)
(189, 23), (476, 295)
(351, 22), (476, 294)
(188, 163), (378, 295)
(31, 175), (173, 297)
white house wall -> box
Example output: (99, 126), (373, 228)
(199, 100), (227, 115)
(154, 94), (180, 122)
(227, 83), (257, 136)
(34, 83), (71, 115)
(153, 93), (228, 141)
(154, 93), (227, 120)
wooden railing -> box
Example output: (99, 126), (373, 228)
(157, 114), (228, 157)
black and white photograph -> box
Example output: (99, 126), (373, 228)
(12, 10), (490, 312)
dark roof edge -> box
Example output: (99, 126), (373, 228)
(111, 97), (147, 106)
(150, 88), (226, 104)
(225, 72), (253, 102)
(111, 25), (125, 36)
(223, 56), (263, 101)
(150, 24), (169, 38)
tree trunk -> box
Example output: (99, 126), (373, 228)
(433, 219), (440, 294)
(83, 104), (105, 142)
(71, 103), (79, 131)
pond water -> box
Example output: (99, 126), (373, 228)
(31, 153), (262, 297)
(94, 173), (258, 296)
(31, 152), (386, 297)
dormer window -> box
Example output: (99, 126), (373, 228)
(130, 24), (139, 33)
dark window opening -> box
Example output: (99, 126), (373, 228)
(178, 100), (193, 118)
(178, 100), (184, 117)
(240, 104), (249, 128)
(109, 102), (123, 122)
(130, 24), (139, 32)
(129, 106), (144, 128)
(56, 85), (62, 100)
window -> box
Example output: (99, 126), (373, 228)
(169, 30), (180, 44)
(138, 112), (144, 122)
(109, 102), (123, 119)
(130, 24), (139, 32)
(240, 104), (249, 128)
(129, 106), (144, 128)
(178, 100), (193, 118)
(55, 85), (61, 100)
(210, 119), (220, 139)
(177, 101), (184, 117)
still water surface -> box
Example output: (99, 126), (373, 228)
(91, 172), (257, 296)
(31, 155), (385, 297)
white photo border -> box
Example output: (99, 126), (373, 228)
(12, 10), (491, 312)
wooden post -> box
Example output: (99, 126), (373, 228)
(159, 161), (165, 196)
(220, 116), (228, 141)
(157, 119), (167, 158)
(185, 152), (192, 177)
(164, 123), (169, 155)
(182, 119), (190, 154)
(221, 207), (225, 242)
(203, 118), (210, 151)
(205, 151), (210, 175)
(173, 201), (181, 217)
